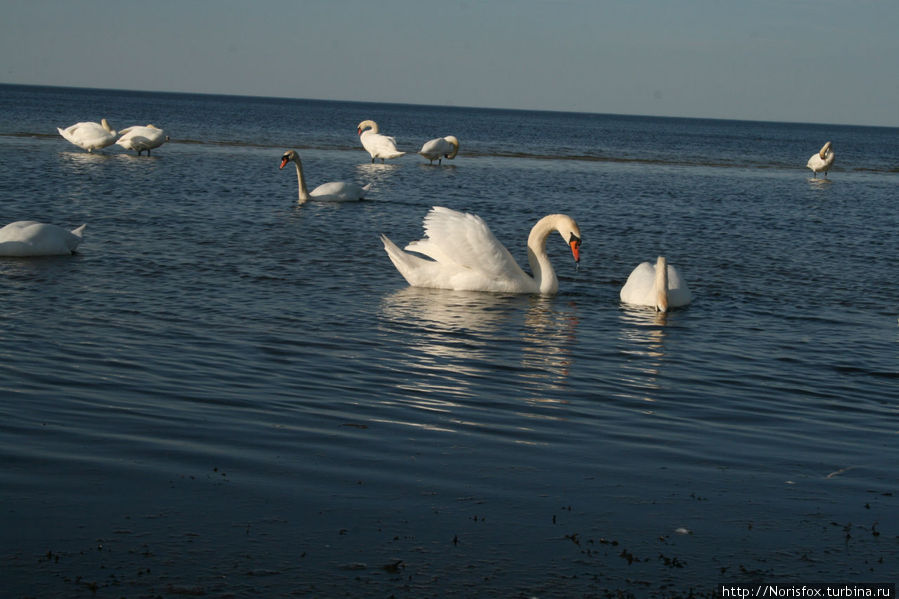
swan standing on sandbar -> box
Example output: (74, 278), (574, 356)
(0, 221), (86, 256)
(381, 206), (581, 295)
(419, 135), (460, 165)
(279, 150), (371, 203)
(357, 120), (405, 162)
(806, 141), (834, 178)
(620, 256), (692, 312)
(57, 119), (117, 152)
(116, 124), (169, 155)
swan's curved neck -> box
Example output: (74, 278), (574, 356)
(293, 159), (310, 202)
(655, 256), (669, 312)
(526, 215), (565, 295)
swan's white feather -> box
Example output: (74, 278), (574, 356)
(620, 259), (692, 309)
(0, 221), (85, 256)
(57, 119), (117, 152)
(382, 206), (580, 294)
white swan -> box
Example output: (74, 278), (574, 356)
(279, 150), (371, 203)
(0, 221), (86, 256)
(419, 135), (460, 165)
(357, 120), (405, 162)
(381, 206), (581, 295)
(116, 124), (169, 155)
(806, 141), (834, 177)
(57, 119), (117, 152)
(620, 256), (692, 312)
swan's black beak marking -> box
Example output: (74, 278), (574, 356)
(279, 156), (289, 169)
(569, 234), (581, 264)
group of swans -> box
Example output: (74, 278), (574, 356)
(357, 120), (460, 165)
(58, 119), (169, 155)
(380, 206), (692, 311)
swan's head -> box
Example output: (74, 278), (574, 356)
(280, 150), (299, 169)
(555, 216), (581, 264)
(357, 120), (378, 135)
(819, 141), (832, 159)
(444, 136), (460, 159)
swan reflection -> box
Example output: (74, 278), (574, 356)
(616, 305), (671, 407)
(377, 288), (580, 429)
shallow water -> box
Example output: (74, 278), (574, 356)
(1, 84), (897, 597)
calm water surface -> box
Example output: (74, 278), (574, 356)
(0, 85), (897, 597)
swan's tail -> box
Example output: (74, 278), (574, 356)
(381, 234), (432, 286)
(71, 224), (87, 239)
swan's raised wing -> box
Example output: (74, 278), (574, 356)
(405, 206), (528, 280)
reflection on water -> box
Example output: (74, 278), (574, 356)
(354, 162), (401, 191)
(520, 297), (578, 393)
(616, 305), (671, 408)
(377, 288), (581, 426)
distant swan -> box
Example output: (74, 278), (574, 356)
(57, 119), (117, 152)
(279, 150), (371, 203)
(381, 206), (581, 295)
(0, 221), (86, 256)
(357, 120), (405, 162)
(620, 256), (692, 312)
(116, 124), (169, 155)
(418, 135), (460, 165)
(806, 141), (834, 178)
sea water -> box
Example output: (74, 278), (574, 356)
(0, 84), (897, 597)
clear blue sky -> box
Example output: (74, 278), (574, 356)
(2, 0), (897, 127)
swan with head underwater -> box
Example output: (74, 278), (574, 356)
(620, 256), (692, 312)
(380, 206), (581, 295)
(57, 119), (117, 152)
(806, 141), (834, 178)
(357, 120), (405, 162)
(279, 150), (371, 203)
(419, 135), (460, 165)
(116, 124), (169, 156)
(0, 221), (86, 256)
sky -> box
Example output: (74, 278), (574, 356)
(2, 0), (897, 127)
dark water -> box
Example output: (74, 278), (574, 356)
(1, 84), (897, 597)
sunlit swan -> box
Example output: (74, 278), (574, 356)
(806, 141), (834, 177)
(0, 221), (86, 256)
(279, 150), (371, 203)
(57, 119), (117, 152)
(419, 135), (460, 165)
(620, 256), (692, 312)
(116, 124), (169, 155)
(357, 120), (405, 162)
(381, 206), (581, 294)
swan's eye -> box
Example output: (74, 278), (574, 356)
(569, 234), (581, 247)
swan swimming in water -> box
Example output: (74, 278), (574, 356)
(279, 150), (371, 203)
(116, 124), (169, 155)
(357, 120), (405, 162)
(57, 119), (117, 152)
(418, 135), (460, 165)
(620, 256), (692, 312)
(0, 221), (86, 256)
(806, 141), (834, 178)
(381, 206), (581, 295)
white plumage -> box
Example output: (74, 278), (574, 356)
(0, 221), (86, 256)
(116, 124), (169, 155)
(279, 150), (370, 203)
(620, 256), (692, 312)
(381, 206), (581, 295)
(806, 141), (834, 177)
(357, 120), (405, 162)
(57, 119), (117, 152)
(418, 135), (460, 164)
